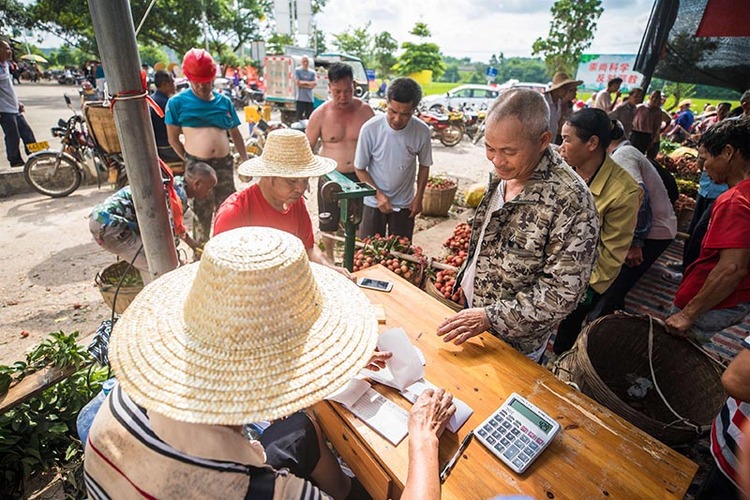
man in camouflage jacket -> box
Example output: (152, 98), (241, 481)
(438, 89), (599, 361)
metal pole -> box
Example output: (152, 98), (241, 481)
(88, 0), (179, 279)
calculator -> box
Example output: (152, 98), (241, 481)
(475, 392), (560, 473)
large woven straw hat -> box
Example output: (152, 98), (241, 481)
(238, 129), (337, 178)
(109, 227), (378, 425)
(548, 71), (583, 92)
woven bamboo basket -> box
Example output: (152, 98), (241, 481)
(95, 261), (144, 315)
(552, 313), (726, 445)
(424, 278), (463, 312)
(422, 185), (458, 217)
(84, 102), (121, 155)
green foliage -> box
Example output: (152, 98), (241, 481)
(26, 0), (271, 57)
(392, 22), (445, 79)
(676, 178), (699, 198)
(332, 22), (373, 65)
(310, 27), (327, 55)
(532, 0), (603, 76)
(138, 45), (168, 67)
(662, 82), (696, 111)
(0, 0), (34, 33)
(372, 31), (398, 78)
(0, 331), (107, 497)
(266, 33), (295, 55)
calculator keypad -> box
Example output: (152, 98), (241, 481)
(474, 397), (558, 474)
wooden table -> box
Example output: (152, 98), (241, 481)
(313, 265), (697, 499)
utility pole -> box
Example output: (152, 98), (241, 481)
(88, 0), (179, 280)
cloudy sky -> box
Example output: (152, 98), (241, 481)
(314, 0), (654, 60)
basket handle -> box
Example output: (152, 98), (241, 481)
(646, 315), (708, 434)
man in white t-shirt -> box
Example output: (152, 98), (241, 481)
(354, 77), (432, 240)
(0, 40), (37, 168)
(592, 77), (622, 112)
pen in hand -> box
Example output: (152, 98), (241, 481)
(440, 431), (474, 483)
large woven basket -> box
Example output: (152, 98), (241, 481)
(95, 261), (144, 315)
(422, 185), (458, 217)
(84, 102), (121, 155)
(552, 313), (726, 445)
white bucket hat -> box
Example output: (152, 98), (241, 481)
(238, 129), (337, 178)
(109, 227), (378, 425)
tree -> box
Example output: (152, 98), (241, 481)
(372, 31), (398, 78)
(139, 45), (168, 67)
(310, 26), (327, 55)
(532, 0), (603, 76)
(266, 33), (294, 55)
(391, 22), (445, 79)
(0, 0), (34, 35)
(27, 0), (272, 56)
(332, 23), (373, 64)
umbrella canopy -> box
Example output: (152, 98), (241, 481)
(21, 54), (48, 64)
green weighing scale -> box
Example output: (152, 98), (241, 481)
(318, 171), (376, 271)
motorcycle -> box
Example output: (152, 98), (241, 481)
(23, 95), (126, 198)
(461, 104), (487, 143)
(418, 107), (464, 147)
(232, 81), (265, 110)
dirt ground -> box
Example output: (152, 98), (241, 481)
(0, 82), (491, 364)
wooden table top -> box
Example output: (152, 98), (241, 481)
(333, 265), (697, 499)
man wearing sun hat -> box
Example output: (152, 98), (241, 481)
(213, 128), (350, 277)
(544, 72), (582, 142)
(83, 227), (456, 499)
(165, 48), (248, 248)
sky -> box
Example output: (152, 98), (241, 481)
(27, 0), (655, 63)
(314, 0), (655, 60)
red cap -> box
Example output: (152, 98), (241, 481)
(182, 48), (216, 83)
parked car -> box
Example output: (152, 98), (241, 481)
(421, 84), (499, 112)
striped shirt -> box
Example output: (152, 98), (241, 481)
(84, 384), (327, 499)
(710, 337), (750, 487)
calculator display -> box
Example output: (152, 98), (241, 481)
(509, 398), (553, 434)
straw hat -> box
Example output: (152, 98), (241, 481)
(238, 129), (337, 178)
(679, 99), (692, 108)
(109, 227), (378, 425)
(548, 72), (583, 92)
(702, 105), (718, 117)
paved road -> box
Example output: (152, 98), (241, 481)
(0, 82), (492, 363)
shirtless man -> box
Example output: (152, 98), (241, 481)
(306, 62), (374, 231)
(166, 48), (248, 246)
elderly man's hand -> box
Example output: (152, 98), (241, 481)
(665, 310), (693, 338)
(409, 196), (422, 218)
(376, 190), (392, 214)
(408, 388), (455, 439)
(436, 307), (490, 345)
(333, 265), (355, 281)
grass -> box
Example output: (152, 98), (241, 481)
(420, 84), (739, 111)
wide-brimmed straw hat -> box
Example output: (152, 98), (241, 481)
(238, 129), (337, 178)
(679, 99), (692, 108)
(701, 105), (718, 117)
(109, 227), (378, 425)
(548, 72), (583, 92)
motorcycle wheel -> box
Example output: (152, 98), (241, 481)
(472, 126), (485, 145)
(440, 124), (464, 147)
(24, 152), (82, 198)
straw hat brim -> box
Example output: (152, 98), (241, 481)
(548, 79), (583, 92)
(109, 262), (378, 425)
(238, 155), (337, 178)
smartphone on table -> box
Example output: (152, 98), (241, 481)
(357, 277), (393, 292)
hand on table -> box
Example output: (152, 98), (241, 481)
(625, 246), (644, 268)
(408, 388), (455, 439)
(436, 307), (490, 345)
(366, 349), (392, 371)
(665, 310), (693, 338)
(333, 265), (355, 281)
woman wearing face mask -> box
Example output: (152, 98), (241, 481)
(552, 108), (643, 355)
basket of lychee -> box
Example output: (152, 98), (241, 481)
(351, 234), (427, 287)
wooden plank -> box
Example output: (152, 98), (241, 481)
(341, 265), (697, 499)
(0, 333), (96, 413)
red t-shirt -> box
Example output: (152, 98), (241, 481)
(212, 183), (315, 248)
(675, 179), (750, 309)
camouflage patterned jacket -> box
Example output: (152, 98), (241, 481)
(456, 148), (599, 357)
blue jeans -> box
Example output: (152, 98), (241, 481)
(0, 112), (36, 166)
(669, 302), (750, 343)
